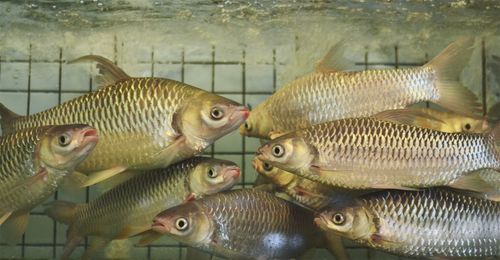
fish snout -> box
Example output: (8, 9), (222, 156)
(313, 214), (330, 231)
(230, 106), (250, 122)
(80, 127), (99, 146)
(152, 217), (170, 233)
(251, 158), (263, 172)
(224, 165), (241, 180)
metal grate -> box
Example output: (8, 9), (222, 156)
(0, 37), (492, 259)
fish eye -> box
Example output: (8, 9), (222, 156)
(271, 144), (285, 158)
(207, 168), (218, 178)
(244, 122), (251, 131)
(263, 163), (273, 171)
(58, 133), (72, 147)
(175, 217), (189, 231)
(210, 107), (224, 120)
(332, 213), (346, 225)
(464, 123), (471, 131)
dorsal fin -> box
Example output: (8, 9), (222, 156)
(373, 108), (446, 127)
(0, 103), (22, 135)
(315, 40), (355, 73)
(68, 55), (130, 88)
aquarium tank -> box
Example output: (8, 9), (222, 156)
(0, 0), (499, 259)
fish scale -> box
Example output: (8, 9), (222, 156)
(351, 189), (500, 256)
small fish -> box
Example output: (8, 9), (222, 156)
(408, 107), (490, 133)
(252, 157), (335, 211)
(0, 55), (249, 186)
(315, 189), (500, 257)
(256, 115), (500, 193)
(241, 38), (481, 139)
(44, 157), (240, 259)
(0, 124), (97, 244)
(152, 189), (331, 260)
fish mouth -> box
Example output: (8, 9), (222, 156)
(81, 127), (99, 145)
(313, 214), (329, 231)
(151, 218), (168, 233)
(251, 158), (262, 172)
(224, 165), (241, 180)
(229, 106), (250, 122)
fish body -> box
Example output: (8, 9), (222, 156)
(0, 124), (97, 242)
(316, 189), (500, 257)
(257, 117), (500, 190)
(241, 38), (480, 139)
(0, 56), (248, 183)
(44, 157), (240, 259)
(153, 189), (322, 260)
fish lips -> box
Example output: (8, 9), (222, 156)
(229, 106), (250, 124)
(313, 214), (330, 231)
(224, 165), (241, 181)
(151, 217), (171, 234)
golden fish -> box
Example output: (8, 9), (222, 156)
(0, 55), (248, 186)
(44, 157), (240, 259)
(0, 124), (97, 244)
(241, 38), (480, 139)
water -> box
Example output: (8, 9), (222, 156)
(0, 0), (499, 259)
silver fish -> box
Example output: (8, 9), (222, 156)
(0, 124), (97, 243)
(256, 116), (500, 193)
(0, 55), (248, 186)
(316, 189), (500, 257)
(152, 189), (328, 260)
(44, 157), (240, 259)
(241, 38), (480, 139)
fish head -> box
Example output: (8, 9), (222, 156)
(239, 108), (273, 138)
(39, 124), (98, 170)
(256, 135), (315, 174)
(252, 157), (295, 187)
(152, 203), (213, 245)
(181, 93), (249, 143)
(315, 206), (373, 242)
(459, 116), (490, 133)
(190, 159), (241, 196)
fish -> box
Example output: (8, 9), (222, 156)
(152, 189), (343, 260)
(240, 38), (481, 139)
(408, 107), (490, 133)
(256, 114), (500, 194)
(315, 188), (500, 257)
(0, 55), (249, 186)
(0, 124), (98, 244)
(252, 157), (337, 211)
(43, 157), (240, 259)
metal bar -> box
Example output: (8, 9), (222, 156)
(394, 45), (399, 69)
(0, 59), (286, 66)
(364, 48), (368, 70)
(241, 49), (246, 188)
(151, 48), (155, 78)
(482, 39), (487, 116)
(0, 89), (275, 95)
(210, 45), (216, 158)
(272, 49), (277, 93)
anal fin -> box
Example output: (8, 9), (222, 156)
(0, 210), (30, 246)
(81, 166), (128, 187)
(136, 230), (163, 246)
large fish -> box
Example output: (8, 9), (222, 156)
(44, 157), (240, 259)
(152, 189), (342, 260)
(315, 189), (500, 257)
(241, 38), (481, 139)
(0, 124), (97, 244)
(256, 115), (500, 194)
(0, 55), (249, 186)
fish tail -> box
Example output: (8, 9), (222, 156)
(0, 103), (21, 135)
(425, 37), (482, 116)
(44, 200), (80, 225)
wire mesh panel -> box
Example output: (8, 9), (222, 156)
(0, 35), (496, 259)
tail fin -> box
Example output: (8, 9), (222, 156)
(44, 201), (79, 225)
(0, 103), (21, 135)
(425, 37), (482, 116)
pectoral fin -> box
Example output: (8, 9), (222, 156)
(373, 108), (446, 127)
(0, 210), (30, 246)
(136, 230), (163, 246)
(0, 212), (13, 226)
(448, 170), (500, 200)
(148, 135), (190, 169)
(81, 166), (128, 187)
